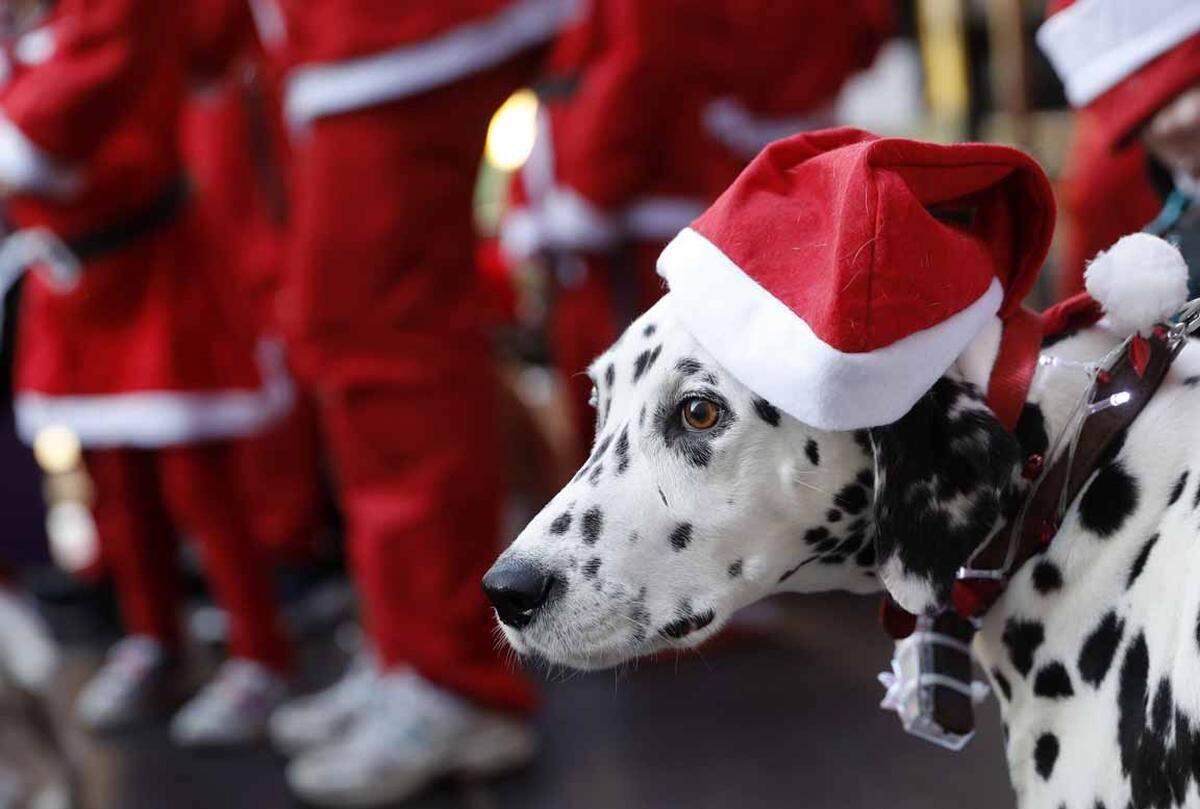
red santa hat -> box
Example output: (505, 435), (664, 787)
(656, 128), (1056, 431)
(1038, 0), (1200, 148)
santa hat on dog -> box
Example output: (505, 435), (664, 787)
(657, 128), (1056, 431)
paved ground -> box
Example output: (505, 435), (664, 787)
(47, 592), (1016, 809)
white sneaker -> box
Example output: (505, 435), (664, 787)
(0, 587), (58, 691)
(269, 651), (377, 756)
(286, 670), (537, 807)
(75, 635), (175, 732)
(170, 659), (287, 748)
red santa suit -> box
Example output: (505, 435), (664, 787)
(181, 0), (323, 561)
(262, 0), (571, 713)
(2, 0), (290, 670)
(499, 0), (892, 455)
(1039, 0), (1200, 298)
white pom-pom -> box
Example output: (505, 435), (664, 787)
(1085, 233), (1189, 336)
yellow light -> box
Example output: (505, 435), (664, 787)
(485, 89), (539, 172)
(33, 424), (81, 475)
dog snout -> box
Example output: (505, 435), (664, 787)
(482, 558), (557, 629)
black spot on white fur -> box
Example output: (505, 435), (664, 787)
(1078, 611), (1124, 688)
(752, 397), (781, 427)
(581, 507), (603, 545)
(805, 439), (820, 466)
(992, 668), (1012, 701)
(1126, 534), (1159, 589)
(728, 559), (743, 578)
(1078, 460), (1139, 538)
(614, 426), (631, 475)
(1032, 560), (1063, 594)
(1169, 470), (1188, 506)
(1033, 662), (1074, 699)
(1003, 618), (1044, 677)
(549, 511), (572, 535)
(1034, 733), (1059, 780)
(582, 557), (601, 579)
(659, 604), (714, 640)
(669, 523), (693, 551)
(633, 345), (663, 382)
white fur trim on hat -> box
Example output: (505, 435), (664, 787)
(1084, 232), (1189, 337)
(658, 227), (1003, 431)
(1037, 0), (1200, 106)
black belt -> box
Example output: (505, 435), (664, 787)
(67, 177), (190, 261)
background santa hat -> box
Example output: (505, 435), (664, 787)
(1038, 0), (1200, 150)
(656, 127), (1056, 432)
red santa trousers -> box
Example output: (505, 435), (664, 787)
(86, 443), (290, 671)
(283, 57), (537, 714)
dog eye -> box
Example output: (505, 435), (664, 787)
(588, 387), (598, 408)
(681, 397), (721, 431)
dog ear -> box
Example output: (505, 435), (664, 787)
(867, 377), (1022, 615)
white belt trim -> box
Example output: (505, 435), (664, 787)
(0, 114), (79, 199)
(1037, 0), (1200, 106)
(14, 340), (296, 448)
(499, 187), (703, 260)
(284, 0), (576, 129)
(702, 97), (838, 161)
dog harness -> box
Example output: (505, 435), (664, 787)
(878, 295), (1200, 750)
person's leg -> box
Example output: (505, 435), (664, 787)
(231, 386), (325, 562)
(285, 58), (537, 717)
(86, 448), (180, 647)
(75, 449), (180, 731)
(157, 442), (290, 673)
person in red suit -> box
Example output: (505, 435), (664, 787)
(499, 0), (893, 458)
(0, 0), (294, 746)
(255, 1), (571, 804)
(1039, 0), (1200, 295)
(180, 0), (324, 562)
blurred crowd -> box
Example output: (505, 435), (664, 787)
(0, 0), (1197, 807)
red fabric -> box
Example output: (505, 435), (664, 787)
(282, 57), (537, 713)
(181, 66), (290, 335)
(1, 1), (183, 237)
(541, 0), (892, 213)
(272, 0), (516, 64)
(88, 445), (291, 671)
(231, 390), (324, 560)
(1057, 110), (1162, 299)
(15, 216), (263, 398)
(6, 2), (265, 401)
(689, 128), (1057, 354)
(183, 0), (258, 82)
(1, 0), (176, 165)
(986, 306), (1044, 431)
(1041, 292), (1104, 340)
(1087, 33), (1200, 150)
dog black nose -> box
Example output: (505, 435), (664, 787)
(482, 560), (555, 629)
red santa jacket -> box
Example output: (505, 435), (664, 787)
(2, 0), (290, 448)
(0, 0), (182, 237)
(1039, 0), (1200, 149)
(255, 0), (573, 128)
(501, 0), (892, 260)
(182, 0), (291, 334)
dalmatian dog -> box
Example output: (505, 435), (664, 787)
(484, 293), (1200, 809)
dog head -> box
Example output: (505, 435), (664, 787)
(485, 296), (1024, 669)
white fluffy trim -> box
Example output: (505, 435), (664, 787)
(1084, 233), (1189, 337)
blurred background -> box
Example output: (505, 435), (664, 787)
(0, 0), (1193, 807)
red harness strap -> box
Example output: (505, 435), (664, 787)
(985, 306), (1044, 431)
